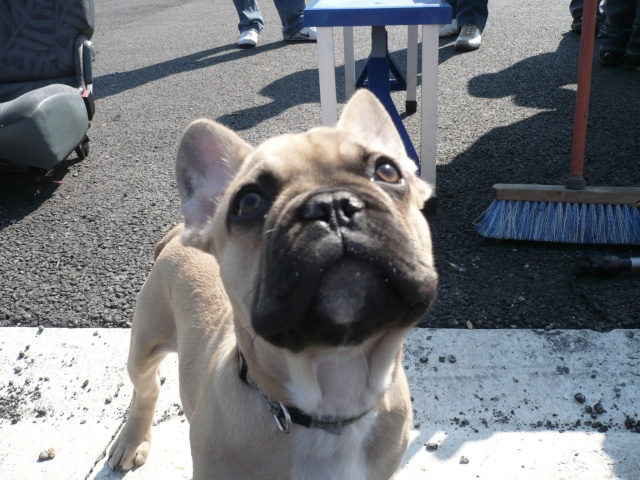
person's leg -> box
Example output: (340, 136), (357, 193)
(571, 0), (606, 33)
(439, 0), (459, 37)
(456, 0), (488, 32)
(233, 0), (265, 34)
(626, 0), (640, 53)
(599, 0), (636, 64)
(273, 0), (306, 39)
(598, 0), (607, 25)
(625, 0), (640, 68)
(570, 0), (584, 20)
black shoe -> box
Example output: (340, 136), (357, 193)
(626, 54), (640, 71)
(600, 50), (625, 67)
(570, 18), (582, 33)
(570, 17), (604, 35)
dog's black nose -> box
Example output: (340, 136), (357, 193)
(301, 191), (365, 227)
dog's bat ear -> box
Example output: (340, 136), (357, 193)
(338, 90), (433, 210)
(176, 119), (253, 249)
(337, 89), (408, 163)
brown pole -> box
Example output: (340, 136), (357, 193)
(567, 0), (597, 190)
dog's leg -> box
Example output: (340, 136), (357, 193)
(108, 277), (177, 471)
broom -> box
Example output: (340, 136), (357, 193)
(476, 0), (640, 244)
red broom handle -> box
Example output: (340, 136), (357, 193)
(568, 0), (597, 190)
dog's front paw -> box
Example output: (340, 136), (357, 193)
(108, 426), (152, 471)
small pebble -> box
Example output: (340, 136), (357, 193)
(594, 402), (606, 414)
(574, 393), (586, 404)
(460, 456), (470, 464)
(438, 356), (446, 363)
(448, 355), (457, 364)
(81, 379), (89, 389)
(625, 417), (638, 431)
(38, 448), (55, 461)
(425, 442), (439, 451)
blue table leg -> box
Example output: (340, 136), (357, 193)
(355, 29), (407, 92)
(366, 26), (420, 169)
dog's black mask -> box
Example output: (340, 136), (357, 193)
(245, 181), (437, 353)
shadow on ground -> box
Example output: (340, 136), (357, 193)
(0, 156), (83, 232)
(94, 42), (289, 101)
(424, 32), (640, 332)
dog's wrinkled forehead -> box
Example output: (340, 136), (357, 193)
(246, 128), (370, 183)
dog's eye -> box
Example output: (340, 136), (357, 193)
(235, 191), (265, 217)
(374, 162), (402, 184)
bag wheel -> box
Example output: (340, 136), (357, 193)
(75, 137), (90, 160)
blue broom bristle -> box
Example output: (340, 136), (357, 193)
(477, 200), (640, 244)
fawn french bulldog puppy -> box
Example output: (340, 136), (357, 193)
(108, 89), (437, 479)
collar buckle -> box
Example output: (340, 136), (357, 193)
(273, 401), (292, 434)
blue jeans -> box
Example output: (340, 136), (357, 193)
(232, 0), (306, 38)
(447, 0), (489, 32)
(569, 0), (606, 22)
(599, 0), (640, 55)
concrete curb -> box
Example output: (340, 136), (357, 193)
(1, 327), (639, 479)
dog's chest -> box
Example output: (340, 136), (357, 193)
(290, 414), (375, 480)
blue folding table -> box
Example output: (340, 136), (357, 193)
(304, 0), (451, 192)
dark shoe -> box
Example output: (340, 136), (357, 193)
(570, 17), (604, 35)
(284, 27), (317, 42)
(600, 50), (625, 67)
(626, 54), (640, 71)
(570, 18), (582, 33)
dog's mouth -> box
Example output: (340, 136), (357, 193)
(252, 249), (436, 352)
(269, 261), (423, 351)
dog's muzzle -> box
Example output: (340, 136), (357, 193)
(250, 187), (437, 352)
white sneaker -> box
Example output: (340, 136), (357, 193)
(237, 29), (259, 48)
(454, 24), (482, 51)
(439, 19), (458, 37)
(286, 26), (317, 42)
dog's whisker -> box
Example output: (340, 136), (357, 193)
(359, 346), (371, 387)
(335, 347), (343, 389)
(248, 332), (258, 356)
(233, 323), (253, 334)
(238, 276), (261, 306)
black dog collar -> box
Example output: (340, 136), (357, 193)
(237, 347), (370, 435)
